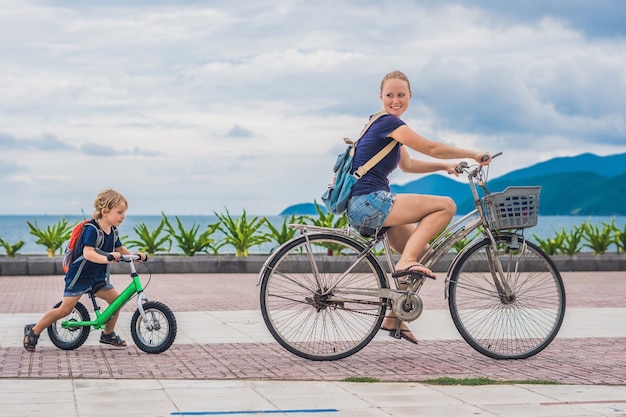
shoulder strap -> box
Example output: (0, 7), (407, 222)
(351, 111), (398, 179)
(357, 110), (389, 141)
(111, 226), (119, 251)
(68, 220), (117, 291)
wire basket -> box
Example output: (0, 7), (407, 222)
(484, 186), (541, 230)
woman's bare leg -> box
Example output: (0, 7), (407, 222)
(384, 193), (456, 274)
(380, 193), (456, 343)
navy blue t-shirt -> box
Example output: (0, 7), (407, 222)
(350, 114), (404, 197)
(65, 224), (121, 283)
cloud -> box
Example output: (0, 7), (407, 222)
(0, 132), (71, 151)
(0, 0), (625, 215)
(226, 124), (254, 138)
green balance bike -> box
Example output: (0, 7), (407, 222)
(48, 254), (177, 354)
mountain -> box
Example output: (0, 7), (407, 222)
(457, 171), (626, 215)
(281, 152), (626, 216)
(497, 152), (626, 181)
(390, 174), (467, 201)
(280, 203), (321, 216)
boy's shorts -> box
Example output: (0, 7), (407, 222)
(64, 275), (114, 297)
(347, 190), (395, 236)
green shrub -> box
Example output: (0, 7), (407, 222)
(264, 215), (308, 253)
(309, 202), (348, 255)
(214, 209), (270, 257)
(162, 213), (219, 256)
(124, 219), (172, 256)
(0, 238), (25, 257)
(581, 220), (614, 255)
(531, 232), (564, 256)
(26, 219), (74, 257)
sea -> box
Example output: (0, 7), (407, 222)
(1, 214), (624, 255)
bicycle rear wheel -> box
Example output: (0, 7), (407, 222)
(260, 232), (388, 361)
(448, 234), (565, 359)
(47, 301), (91, 350)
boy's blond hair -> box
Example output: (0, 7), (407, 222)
(92, 189), (128, 219)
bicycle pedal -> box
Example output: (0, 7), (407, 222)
(389, 330), (401, 339)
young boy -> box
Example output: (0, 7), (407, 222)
(23, 189), (147, 351)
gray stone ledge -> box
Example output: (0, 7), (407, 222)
(0, 253), (624, 275)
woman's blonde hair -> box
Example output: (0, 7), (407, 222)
(92, 189), (128, 219)
(380, 70), (412, 94)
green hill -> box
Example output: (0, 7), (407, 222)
(457, 172), (626, 215)
(281, 152), (626, 216)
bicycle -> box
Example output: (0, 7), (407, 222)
(47, 254), (177, 354)
(258, 153), (566, 361)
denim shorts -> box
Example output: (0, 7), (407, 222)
(347, 190), (395, 235)
(64, 275), (113, 297)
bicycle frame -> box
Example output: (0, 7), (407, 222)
(61, 255), (153, 330)
(272, 157), (521, 317)
(271, 225), (419, 318)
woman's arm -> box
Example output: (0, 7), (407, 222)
(397, 146), (459, 175)
(390, 124), (488, 163)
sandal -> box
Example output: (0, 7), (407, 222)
(392, 263), (436, 280)
(380, 315), (420, 345)
(100, 331), (127, 347)
(23, 324), (39, 352)
(394, 329), (419, 345)
(380, 325), (419, 345)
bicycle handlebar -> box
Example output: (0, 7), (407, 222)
(119, 254), (147, 262)
(455, 152), (503, 175)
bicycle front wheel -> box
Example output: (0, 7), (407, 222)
(448, 234), (566, 359)
(260, 232), (388, 361)
(131, 301), (177, 354)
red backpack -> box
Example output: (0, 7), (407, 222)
(62, 219), (115, 273)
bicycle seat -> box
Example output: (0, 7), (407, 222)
(89, 281), (108, 295)
(359, 226), (390, 239)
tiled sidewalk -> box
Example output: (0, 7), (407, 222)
(1, 272), (625, 385)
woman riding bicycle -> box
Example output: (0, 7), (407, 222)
(346, 70), (491, 344)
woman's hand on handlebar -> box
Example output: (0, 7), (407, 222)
(445, 163), (462, 177)
(474, 152), (492, 165)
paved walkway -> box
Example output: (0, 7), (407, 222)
(1, 271), (625, 416)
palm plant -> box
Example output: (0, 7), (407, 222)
(559, 225), (585, 255)
(0, 238), (25, 257)
(581, 220), (614, 255)
(612, 221), (626, 253)
(532, 232), (564, 256)
(310, 201), (348, 255)
(124, 219), (172, 256)
(162, 213), (219, 256)
(264, 215), (307, 253)
(214, 209), (270, 256)
(310, 200), (348, 229)
(27, 219), (74, 257)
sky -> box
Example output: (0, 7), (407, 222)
(1, 0), (625, 215)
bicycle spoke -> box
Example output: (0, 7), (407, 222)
(449, 235), (565, 359)
(260, 233), (387, 361)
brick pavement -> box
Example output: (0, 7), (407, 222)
(1, 271), (625, 385)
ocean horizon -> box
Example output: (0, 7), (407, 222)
(1, 214), (624, 255)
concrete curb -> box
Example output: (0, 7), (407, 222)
(1, 253), (624, 275)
